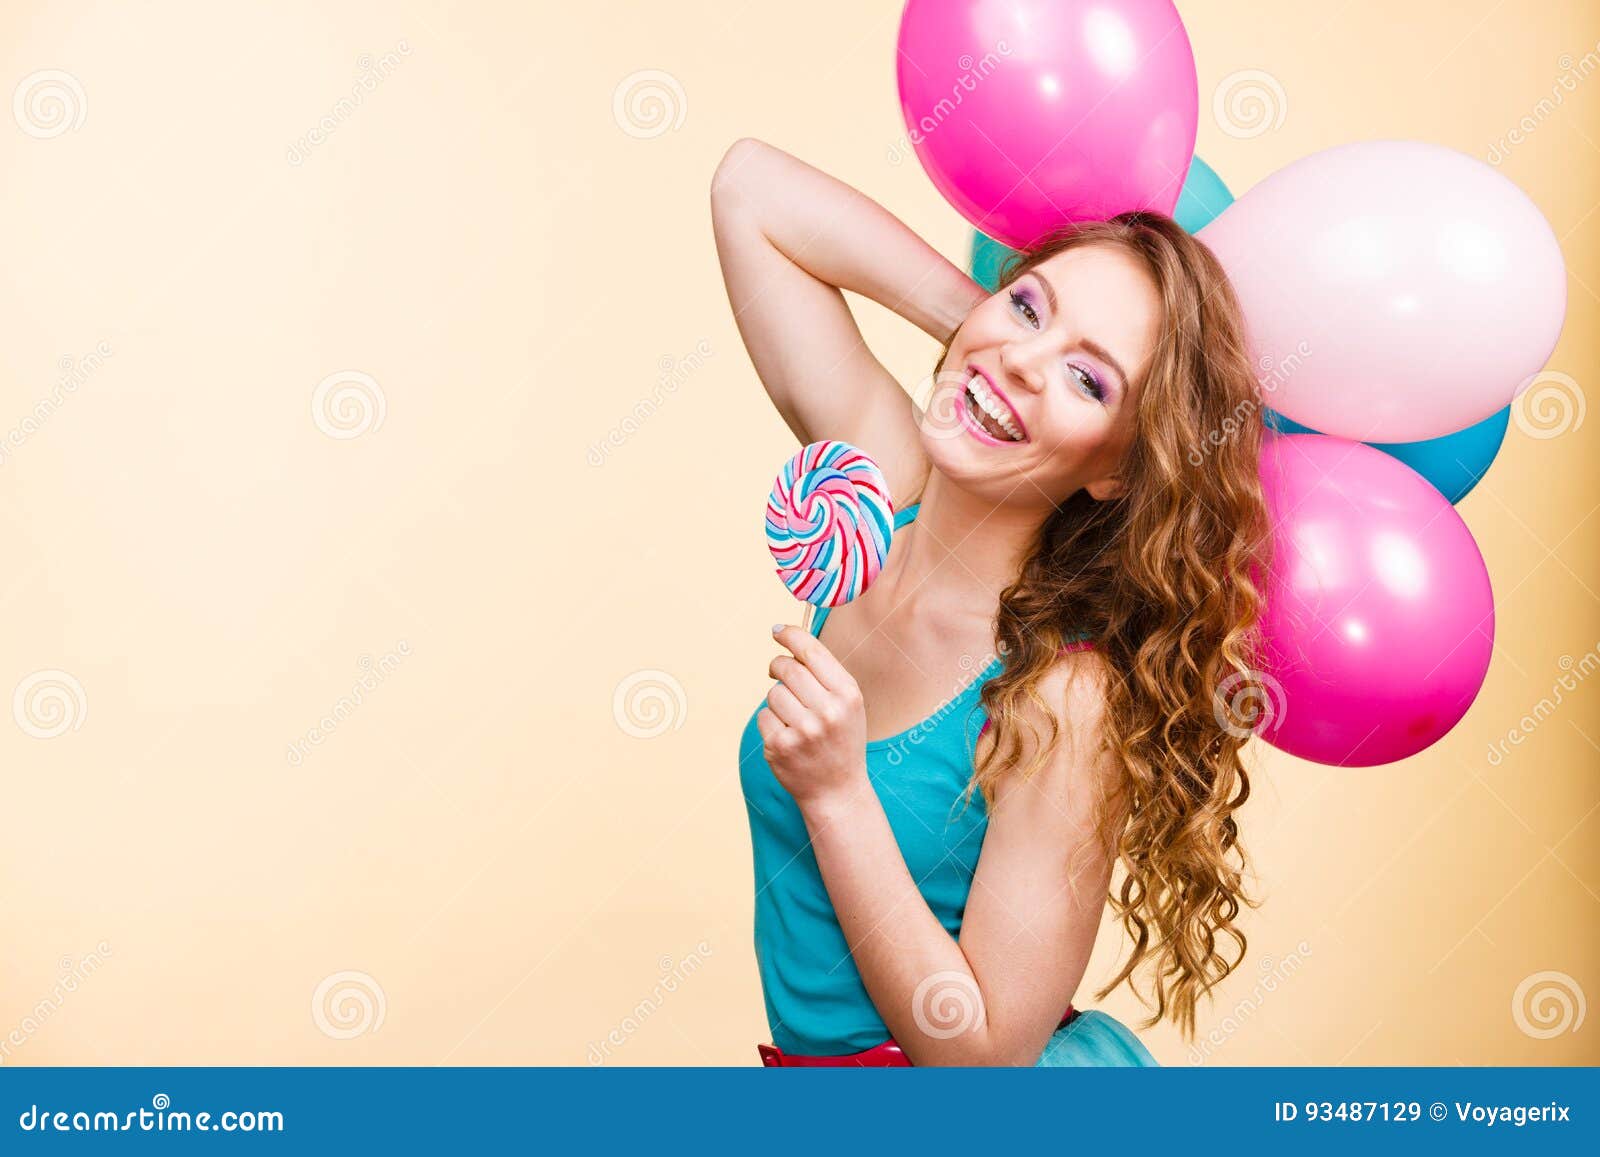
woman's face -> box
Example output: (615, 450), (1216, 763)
(922, 243), (1162, 508)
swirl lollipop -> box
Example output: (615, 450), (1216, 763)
(766, 440), (893, 611)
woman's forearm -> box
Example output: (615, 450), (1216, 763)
(799, 785), (1022, 1066)
(712, 137), (987, 344)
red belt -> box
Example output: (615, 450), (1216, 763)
(758, 1005), (1078, 1067)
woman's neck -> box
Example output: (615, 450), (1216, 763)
(888, 469), (1049, 606)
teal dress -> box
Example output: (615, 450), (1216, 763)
(739, 504), (1158, 1067)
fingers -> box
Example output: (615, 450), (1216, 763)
(755, 706), (783, 747)
(768, 653), (826, 707)
(771, 624), (856, 694)
(765, 682), (807, 729)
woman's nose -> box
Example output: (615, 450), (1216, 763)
(999, 337), (1055, 394)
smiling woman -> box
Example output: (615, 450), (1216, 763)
(918, 241), (1159, 508)
(712, 136), (1273, 1067)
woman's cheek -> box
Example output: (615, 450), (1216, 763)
(1028, 419), (1096, 477)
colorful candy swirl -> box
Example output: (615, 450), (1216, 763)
(765, 440), (894, 608)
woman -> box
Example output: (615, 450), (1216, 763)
(711, 137), (1272, 1067)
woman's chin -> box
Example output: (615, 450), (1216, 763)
(921, 436), (1018, 492)
(921, 431), (1083, 510)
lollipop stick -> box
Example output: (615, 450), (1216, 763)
(802, 601), (816, 636)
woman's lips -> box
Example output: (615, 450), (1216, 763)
(958, 385), (1021, 446)
(962, 365), (1028, 444)
(960, 364), (1024, 435)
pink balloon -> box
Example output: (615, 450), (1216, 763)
(1200, 141), (1567, 443)
(1254, 434), (1495, 767)
(896, 0), (1198, 251)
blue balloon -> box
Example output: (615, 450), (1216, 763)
(968, 230), (1016, 294)
(1263, 406), (1510, 505)
(1173, 155), (1234, 234)
(969, 155), (1234, 292)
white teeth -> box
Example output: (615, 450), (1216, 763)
(967, 373), (1022, 441)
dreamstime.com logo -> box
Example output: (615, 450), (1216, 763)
(1486, 645), (1600, 766)
(12, 669), (87, 739)
(885, 42), (1013, 166)
(1187, 941), (1313, 1065)
(0, 341), (113, 469)
(586, 941), (714, 1064)
(587, 340), (713, 466)
(1487, 42), (1600, 166)
(612, 669), (687, 739)
(1511, 370), (1584, 440)
(913, 367), (979, 443)
(312, 370), (387, 439)
(17, 1094), (284, 1134)
(1191, 343), (1313, 465)
(287, 42), (412, 166)
(612, 69), (686, 140)
(0, 942), (113, 1066)
(311, 970), (387, 1040)
(1212, 68), (1287, 139)
(12, 69), (86, 139)
(286, 642), (411, 766)
(1512, 970), (1586, 1040)
(1212, 669), (1286, 739)
(883, 651), (995, 766)
(911, 970), (986, 1040)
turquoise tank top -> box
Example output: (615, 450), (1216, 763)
(738, 504), (1158, 1066)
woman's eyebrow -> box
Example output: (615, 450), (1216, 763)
(1030, 270), (1132, 395)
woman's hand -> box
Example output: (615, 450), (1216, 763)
(755, 625), (869, 811)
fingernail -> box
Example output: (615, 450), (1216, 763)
(771, 624), (786, 635)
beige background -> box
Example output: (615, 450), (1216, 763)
(0, 0), (1595, 1066)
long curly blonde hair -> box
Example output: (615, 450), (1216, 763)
(942, 212), (1274, 1043)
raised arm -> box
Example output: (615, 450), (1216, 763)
(710, 137), (988, 504)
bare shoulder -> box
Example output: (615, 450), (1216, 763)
(985, 648), (1123, 824)
(1039, 648), (1113, 739)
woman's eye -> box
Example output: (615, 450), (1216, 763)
(1069, 364), (1105, 402)
(1007, 290), (1040, 329)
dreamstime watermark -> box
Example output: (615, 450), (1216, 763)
(0, 342), (112, 469)
(311, 970), (386, 1040)
(883, 651), (996, 766)
(0, 942), (113, 1065)
(612, 69), (686, 140)
(586, 340), (712, 467)
(1511, 970), (1585, 1039)
(912, 367), (979, 444)
(12, 669), (88, 739)
(311, 370), (386, 439)
(1186, 940), (1313, 1065)
(1511, 370), (1584, 440)
(1487, 42), (1600, 166)
(1212, 69), (1287, 139)
(1212, 668), (1287, 739)
(12, 69), (86, 139)
(886, 42), (1013, 166)
(285, 642), (411, 766)
(612, 669), (687, 739)
(1486, 645), (1600, 766)
(911, 970), (986, 1039)
(585, 941), (713, 1064)
(287, 42), (412, 166)
(17, 1095), (284, 1134)
(1189, 342), (1313, 465)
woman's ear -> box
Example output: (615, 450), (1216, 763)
(1086, 475), (1125, 502)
